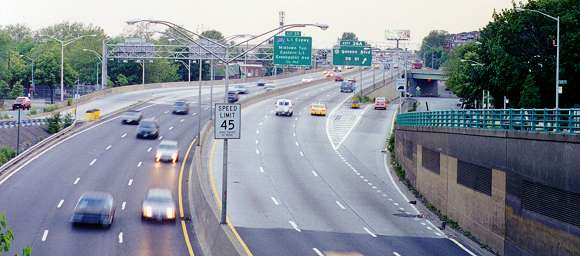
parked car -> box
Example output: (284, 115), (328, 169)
(121, 110), (143, 124)
(142, 189), (176, 222)
(136, 118), (160, 139)
(172, 100), (189, 115)
(155, 140), (179, 163)
(227, 91), (239, 103)
(374, 97), (387, 110)
(12, 97), (31, 110)
(275, 99), (294, 116)
(71, 192), (115, 228)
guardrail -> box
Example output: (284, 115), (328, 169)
(397, 108), (580, 134)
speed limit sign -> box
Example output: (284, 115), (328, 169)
(214, 103), (241, 139)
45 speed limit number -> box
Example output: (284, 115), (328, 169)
(214, 103), (241, 139)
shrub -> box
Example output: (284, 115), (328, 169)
(43, 104), (58, 113)
(47, 112), (62, 134)
(66, 98), (73, 107)
(0, 146), (16, 166)
(62, 112), (74, 128)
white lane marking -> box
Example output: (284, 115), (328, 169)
(121, 133), (127, 138)
(394, 202), (399, 206)
(57, 200), (64, 209)
(336, 201), (346, 210)
(258, 122), (263, 126)
(289, 221), (301, 232)
(255, 140), (259, 145)
(164, 110), (169, 114)
(105, 145), (112, 151)
(256, 149), (260, 155)
(41, 230), (48, 241)
(368, 182), (373, 186)
(89, 158), (97, 166)
(299, 151), (304, 157)
(363, 227), (377, 238)
(372, 186), (377, 189)
(259, 166), (265, 173)
(256, 130), (260, 134)
(311, 170), (319, 177)
(73, 177), (80, 185)
(192, 113), (197, 116)
(293, 132), (296, 137)
(118, 232), (123, 243)
(137, 161), (142, 167)
(294, 117), (298, 121)
(427, 226), (433, 231)
(421, 222), (426, 226)
(295, 141), (299, 147)
(180, 119), (185, 123)
(393, 252), (402, 256)
(147, 147), (152, 152)
(128, 179), (133, 186)
(388, 198), (393, 201)
(293, 124), (296, 128)
(122, 201), (126, 210)
(435, 232), (443, 237)
(448, 238), (478, 256)
(313, 248), (324, 256)
(336, 105), (371, 149)
(271, 197), (280, 206)
(158, 136), (164, 141)
(169, 126), (174, 130)
(399, 207), (405, 211)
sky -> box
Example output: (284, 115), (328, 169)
(0, 0), (516, 49)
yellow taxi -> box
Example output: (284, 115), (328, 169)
(310, 103), (327, 116)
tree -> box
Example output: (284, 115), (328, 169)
(0, 80), (9, 99)
(519, 74), (541, 107)
(116, 74), (129, 86)
(47, 112), (62, 134)
(418, 30), (450, 69)
(340, 32), (358, 41)
(0, 213), (31, 256)
(201, 30), (225, 42)
(10, 82), (24, 98)
(145, 59), (180, 83)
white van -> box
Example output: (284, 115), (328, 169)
(275, 99), (294, 116)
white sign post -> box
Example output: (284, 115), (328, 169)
(214, 103), (241, 139)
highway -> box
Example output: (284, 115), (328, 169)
(209, 69), (476, 255)
(0, 70), (326, 256)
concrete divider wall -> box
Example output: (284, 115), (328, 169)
(394, 126), (580, 256)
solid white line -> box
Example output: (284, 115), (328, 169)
(271, 197), (280, 206)
(73, 177), (80, 185)
(448, 238), (478, 256)
(137, 161), (142, 167)
(289, 221), (301, 232)
(122, 201), (126, 210)
(336, 105), (371, 149)
(299, 151), (304, 157)
(336, 201), (346, 210)
(393, 252), (402, 256)
(259, 166), (265, 173)
(118, 232), (123, 243)
(121, 133), (127, 138)
(57, 199), (64, 209)
(128, 179), (133, 186)
(363, 227), (377, 238)
(105, 145), (112, 151)
(313, 248), (324, 256)
(41, 230), (48, 241)
(311, 170), (319, 177)
(147, 147), (152, 152)
(89, 158), (97, 166)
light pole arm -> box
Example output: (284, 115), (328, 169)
(82, 49), (103, 62)
(175, 60), (191, 72)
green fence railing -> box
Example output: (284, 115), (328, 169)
(396, 109), (580, 134)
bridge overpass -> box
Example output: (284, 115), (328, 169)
(407, 69), (448, 97)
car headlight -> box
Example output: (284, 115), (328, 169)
(172, 153), (178, 160)
(143, 206), (153, 217)
(166, 208), (175, 219)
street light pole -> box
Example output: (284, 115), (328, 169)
(20, 55), (35, 98)
(198, 59), (202, 147)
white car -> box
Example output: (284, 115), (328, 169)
(155, 140), (179, 163)
(141, 189), (176, 222)
(301, 77), (314, 83)
(275, 99), (294, 116)
(230, 84), (249, 94)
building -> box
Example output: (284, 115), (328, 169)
(445, 31), (480, 50)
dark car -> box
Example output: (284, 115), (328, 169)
(172, 100), (189, 115)
(12, 97), (31, 110)
(256, 80), (267, 86)
(227, 91), (239, 103)
(136, 118), (160, 139)
(340, 81), (356, 93)
(121, 110), (143, 124)
(71, 192), (115, 228)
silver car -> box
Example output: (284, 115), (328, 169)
(155, 140), (179, 163)
(141, 189), (176, 222)
(121, 110), (143, 125)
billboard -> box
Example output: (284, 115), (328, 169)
(385, 30), (411, 40)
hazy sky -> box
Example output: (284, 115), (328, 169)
(0, 0), (515, 49)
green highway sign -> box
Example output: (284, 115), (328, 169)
(332, 46), (373, 66)
(273, 36), (312, 66)
(340, 40), (367, 47)
(559, 80), (567, 85)
(285, 31), (302, 37)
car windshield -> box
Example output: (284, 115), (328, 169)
(125, 111), (140, 116)
(159, 144), (177, 150)
(140, 121), (156, 129)
(312, 104), (324, 108)
(78, 197), (106, 209)
(16, 97), (26, 103)
(278, 101), (289, 106)
(174, 101), (186, 106)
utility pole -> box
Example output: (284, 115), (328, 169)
(16, 109), (21, 155)
(198, 59), (202, 146)
(221, 47), (230, 225)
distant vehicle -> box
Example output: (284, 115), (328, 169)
(12, 97), (31, 110)
(340, 81), (356, 93)
(351, 98), (360, 109)
(333, 66), (342, 72)
(411, 63), (423, 69)
(172, 100), (189, 115)
(374, 97), (387, 110)
(136, 118), (160, 139)
(275, 99), (293, 116)
(230, 84), (249, 94)
(256, 80), (267, 86)
(324, 72), (334, 78)
(155, 140), (179, 163)
(310, 103), (327, 116)
(227, 91), (239, 103)
(334, 75), (344, 82)
(121, 110), (143, 125)
(142, 188), (176, 222)
(71, 192), (115, 228)
(301, 77), (314, 83)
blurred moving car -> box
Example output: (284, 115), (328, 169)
(256, 80), (267, 86)
(142, 189), (176, 222)
(227, 91), (239, 103)
(121, 110), (143, 124)
(275, 99), (293, 116)
(334, 75), (344, 82)
(310, 103), (327, 116)
(230, 84), (249, 94)
(136, 118), (160, 139)
(340, 80), (356, 93)
(12, 96), (31, 110)
(71, 192), (115, 228)
(374, 97), (387, 110)
(172, 100), (189, 115)
(155, 140), (179, 163)
(301, 77), (314, 83)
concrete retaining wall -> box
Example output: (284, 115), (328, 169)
(394, 126), (580, 256)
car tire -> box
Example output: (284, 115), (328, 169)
(289, 112), (293, 117)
